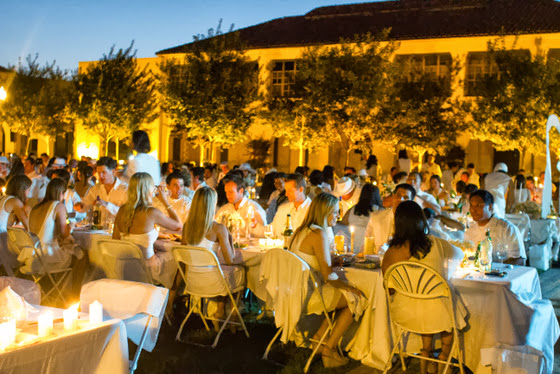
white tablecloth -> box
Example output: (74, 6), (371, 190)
(72, 229), (112, 281)
(0, 305), (128, 374)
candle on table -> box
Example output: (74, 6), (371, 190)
(38, 311), (53, 337)
(350, 226), (355, 254)
(63, 303), (79, 331)
(89, 300), (103, 324)
(0, 319), (16, 350)
(1, 187), (5, 195)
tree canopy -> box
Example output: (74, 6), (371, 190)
(74, 42), (158, 155)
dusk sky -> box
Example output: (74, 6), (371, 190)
(1, 0), (379, 72)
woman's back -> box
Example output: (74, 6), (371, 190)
(29, 202), (58, 241)
(0, 196), (12, 232)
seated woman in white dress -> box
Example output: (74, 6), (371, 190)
(288, 192), (366, 369)
(0, 175), (32, 272)
(382, 200), (466, 374)
(113, 172), (182, 288)
(28, 178), (87, 296)
(341, 183), (382, 252)
(181, 186), (241, 330)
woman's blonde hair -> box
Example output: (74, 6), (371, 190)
(182, 186), (217, 245)
(120, 172), (154, 234)
(289, 192), (337, 250)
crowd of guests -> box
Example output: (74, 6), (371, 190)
(0, 138), (546, 370)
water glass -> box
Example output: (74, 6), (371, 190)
(264, 225), (274, 240)
(496, 244), (508, 265)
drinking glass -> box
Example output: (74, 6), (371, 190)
(264, 225), (274, 240)
(496, 244), (508, 265)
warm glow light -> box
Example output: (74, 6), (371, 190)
(63, 303), (80, 331)
(0, 87), (6, 101)
(77, 142), (99, 159)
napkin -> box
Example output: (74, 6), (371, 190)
(0, 286), (28, 321)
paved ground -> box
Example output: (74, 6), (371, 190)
(134, 268), (560, 374)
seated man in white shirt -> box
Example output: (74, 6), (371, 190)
(272, 173), (312, 238)
(465, 189), (526, 265)
(332, 176), (361, 217)
(75, 156), (128, 226)
(365, 183), (416, 251)
(153, 171), (192, 233)
(215, 174), (266, 238)
(190, 166), (208, 190)
(407, 171), (441, 214)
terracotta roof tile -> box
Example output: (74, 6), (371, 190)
(156, 0), (560, 55)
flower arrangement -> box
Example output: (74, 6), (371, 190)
(380, 180), (396, 198)
(215, 211), (246, 233)
(513, 201), (541, 219)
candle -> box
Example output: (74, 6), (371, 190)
(89, 300), (103, 324)
(0, 319), (16, 350)
(38, 311), (54, 337)
(1, 187), (5, 195)
(63, 303), (79, 331)
(364, 237), (376, 255)
(350, 226), (355, 254)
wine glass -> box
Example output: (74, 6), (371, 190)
(496, 244), (508, 266)
(264, 225), (274, 240)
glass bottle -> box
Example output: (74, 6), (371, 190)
(92, 196), (101, 229)
(282, 214), (293, 249)
(337, 196), (344, 222)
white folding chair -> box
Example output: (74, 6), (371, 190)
(7, 227), (71, 306)
(171, 245), (249, 348)
(80, 279), (169, 374)
(97, 240), (154, 284)
(260, 248), (337, 373)
(383, 261), (465, 374)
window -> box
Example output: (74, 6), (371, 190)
(9, 131), (15, 143)
(168, 65), (186, 87)
(464, 52), (500, 96)
(271, 61), (297, 96)
(396, 53), (452, 82)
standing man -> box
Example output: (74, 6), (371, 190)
(484, 163), (515, 218)
(421, 154), (442, 177)
(75, 157), (128, 225)
(216, 174), (266, 238)
(465, 189), (526, 265)
(204, 166), (218, 189)
(218, 161), (229, 182)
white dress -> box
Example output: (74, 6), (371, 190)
(0, 196), (18, 271)
(19, 202), (78, 274)
(289, 225), (366, 317)
(346, 206), (372, 253)
(121, 228), (176, 288)
(389, 236), (468, 333)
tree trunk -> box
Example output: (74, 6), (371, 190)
(210, 141), (216, 163)
(417, 149), (426, 172)
(199, 144), (205, 166)
(346, 148), (352, 167)
(298, 143), (304, 167)
(519, 146), (525, 171)
(115, 137), (120, 161)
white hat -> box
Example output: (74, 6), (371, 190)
(357, 168), (368, 177)
(493, 162), (508, 173)
(53, 157), (66, 166)
(238, 163), (256, 174)
(0, 156), (8, 164)
(220, 161), (228, 166)
(333, 177), (356, 197)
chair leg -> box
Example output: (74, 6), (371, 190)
(232, 292), (249, 338)
(176, 307), (194, 341)
(304, 324), (331, 373)
(211, 308), (234, 349)
(262, 327), (283, 359)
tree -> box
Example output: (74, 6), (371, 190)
(264, 32), (399, 166)
(0, 55), (75, 154)
(159, 22), (260, 163)
(381, 55), (468, 163)
(468, 37), (560, 167)
(74, 42), (158, 155)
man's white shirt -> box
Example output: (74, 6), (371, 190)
(465, 215), (526, 260)
(82, 178), (128, 224)
(421, 162), (442, 177)
(272, 197), (311, 237)
(125, 153), (161, 186)
(340, 187), (361, 217)
(153, 194), (192, 233)
(415, 190), (440, 212)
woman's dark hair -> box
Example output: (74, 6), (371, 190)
(354, 183), (382, 216)
(294, 166), (305, 175)
(81, 165), (93, 179)
(6, 174), (31, 203)
(34, 178), (66, 210)
(515, 174), (526, 189)
(6, 158), (25, 181)
(455, 180), (467, 194)
(398, 149), (408, 159)
(309, 170), (324, 186)
(392, 171), (408, 184)
(430, 174), (442, 184)
(366, 155), (378, 169)
(470, 189), (494, 205)
(161, 162), (170, 177)
(132, 130), (151, 153)
(322, 165), (335, 181)
(52, 168), (71, 186)
(464, 183), (478, 195)
(259, 172), (277, 202)
(389, 200), (432, 260)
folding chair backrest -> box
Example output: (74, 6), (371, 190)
(171, 245), (230, 298)
(384, 261), (450, 300)
(98, 240), (153, 284)
(7, 227), (36, 257)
